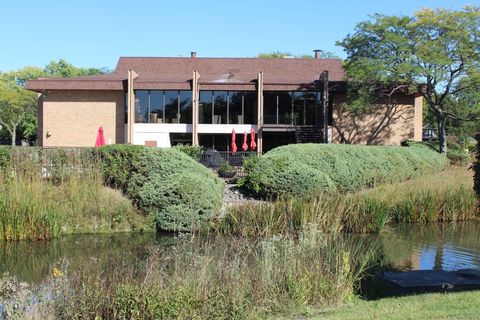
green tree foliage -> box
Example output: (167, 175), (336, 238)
(257, 50), (339, 59)
(0, 60), (110, 145)
(338, 6), (480, 154)
(0, 85), (36, 145)
(44, 59), (110, 77)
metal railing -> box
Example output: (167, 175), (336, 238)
(198, 150), (258, 177)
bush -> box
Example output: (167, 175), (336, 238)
(99, 145), (224, 232)
(172, 144), (203, 160)
(98, 144), (144, 191)
(241, 143), (448, 198)
(404, 140), (470, 165)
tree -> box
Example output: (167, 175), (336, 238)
(0, 84), (36, 145)
(257, 50), (339, 59)
(338, 6), (480, 154)
(44, 59), (110, 77)
(0, 60), (110, 145)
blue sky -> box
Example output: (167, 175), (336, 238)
(1, 0), (478, 71)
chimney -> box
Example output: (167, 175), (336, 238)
(313, 50), (322, 59)
(191, 51), (197, 58)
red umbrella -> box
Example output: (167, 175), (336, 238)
(95, 127), (106, 147)
(231, 129), (237, 154)
(250, 128), (257, 150)
(242, 131), (248, 151)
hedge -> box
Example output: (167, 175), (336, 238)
(98, 145), (224, 232)
(241, 143), (448, 198)
(0, 145), (224, 232)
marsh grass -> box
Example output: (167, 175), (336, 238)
(218, 167), (477, 237)
(8, 233), (379, 319)
(0, 148), (152, 241)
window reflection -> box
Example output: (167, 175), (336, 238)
(150, 91), (163, 123)
(179, 91), (192, 124)
(199, 91), (213, 124)
(135, 91), (149, 123)
(214, 91), (228, 124)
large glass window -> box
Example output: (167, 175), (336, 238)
(214, 91), (228, 124)
(179, 91), (192, 124)
(199, 91), (213, 124)
(200, 91), (257, 124)
(263, 91), (320, 126)
(243, 92), (256, 124)
(165, 91), (179, 123)
(229, 92), (243, 124)
(278, 92), (293, 124)
(304, 92), (318, 125)
(263, 92), (277, 124)
(135, 91), (149, 123)
(133, 90), (192, 124)
(150, 91), (164, 123)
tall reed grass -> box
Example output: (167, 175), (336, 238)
(217, 167), (477, 237)
(0, 148), (152, 241)
(4, 233), (379, 319)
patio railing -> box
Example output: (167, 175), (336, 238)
(198, 150), (258, 177)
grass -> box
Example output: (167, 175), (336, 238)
(312, 291), (480, 320)
(0, 233), (379, 319)
(0, 167), (153, 241)
(217, 167), (477, 237)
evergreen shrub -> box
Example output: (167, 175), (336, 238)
(241, 143), (447, 198)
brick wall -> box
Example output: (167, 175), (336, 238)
(40, 90), (125, 147)
(331, 92), (421, 145)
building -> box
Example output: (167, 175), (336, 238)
(26, 51), (423, 152)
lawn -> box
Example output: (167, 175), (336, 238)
(313, 290), (480, 320)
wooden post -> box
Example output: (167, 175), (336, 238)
(192, 71), (200, 145)
(321, 70), (329, 143)
(127, 69), (139, 144)
(257, 71), (264, 154)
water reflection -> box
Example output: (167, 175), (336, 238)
(380, 221), (480, 271)
(0, 222), (479, 285)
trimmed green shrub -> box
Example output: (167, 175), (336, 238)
(241, 143), (448, 198)
(98, 144), (144, 191)
(404, 140), (470, 165)
(172, 144), (203, 160)
(99, 145), (224, 232)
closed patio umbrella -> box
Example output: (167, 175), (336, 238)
(231, 129), (237, 154)
(250, 128), (256, 151)
(242, 131), (248, 151)
(95, 127), (106, 147)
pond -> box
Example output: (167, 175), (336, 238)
(0, 222), (479, 285)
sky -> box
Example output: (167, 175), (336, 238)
(1, 0), (479, 71)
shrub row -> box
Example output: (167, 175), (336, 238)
(0, 145), (224, 233)
(241, 143), (448, 198)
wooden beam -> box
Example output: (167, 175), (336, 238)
(192, 71), (200, 145)
(321, 70), (329, 143)
(127, 69), (139, 144)
(257, 71), (264, 154)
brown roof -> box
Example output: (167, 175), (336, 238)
(26, 56), (345, 92)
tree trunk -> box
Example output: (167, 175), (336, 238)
(437, 112), (447, 155)
(11, 126), (16, 146)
